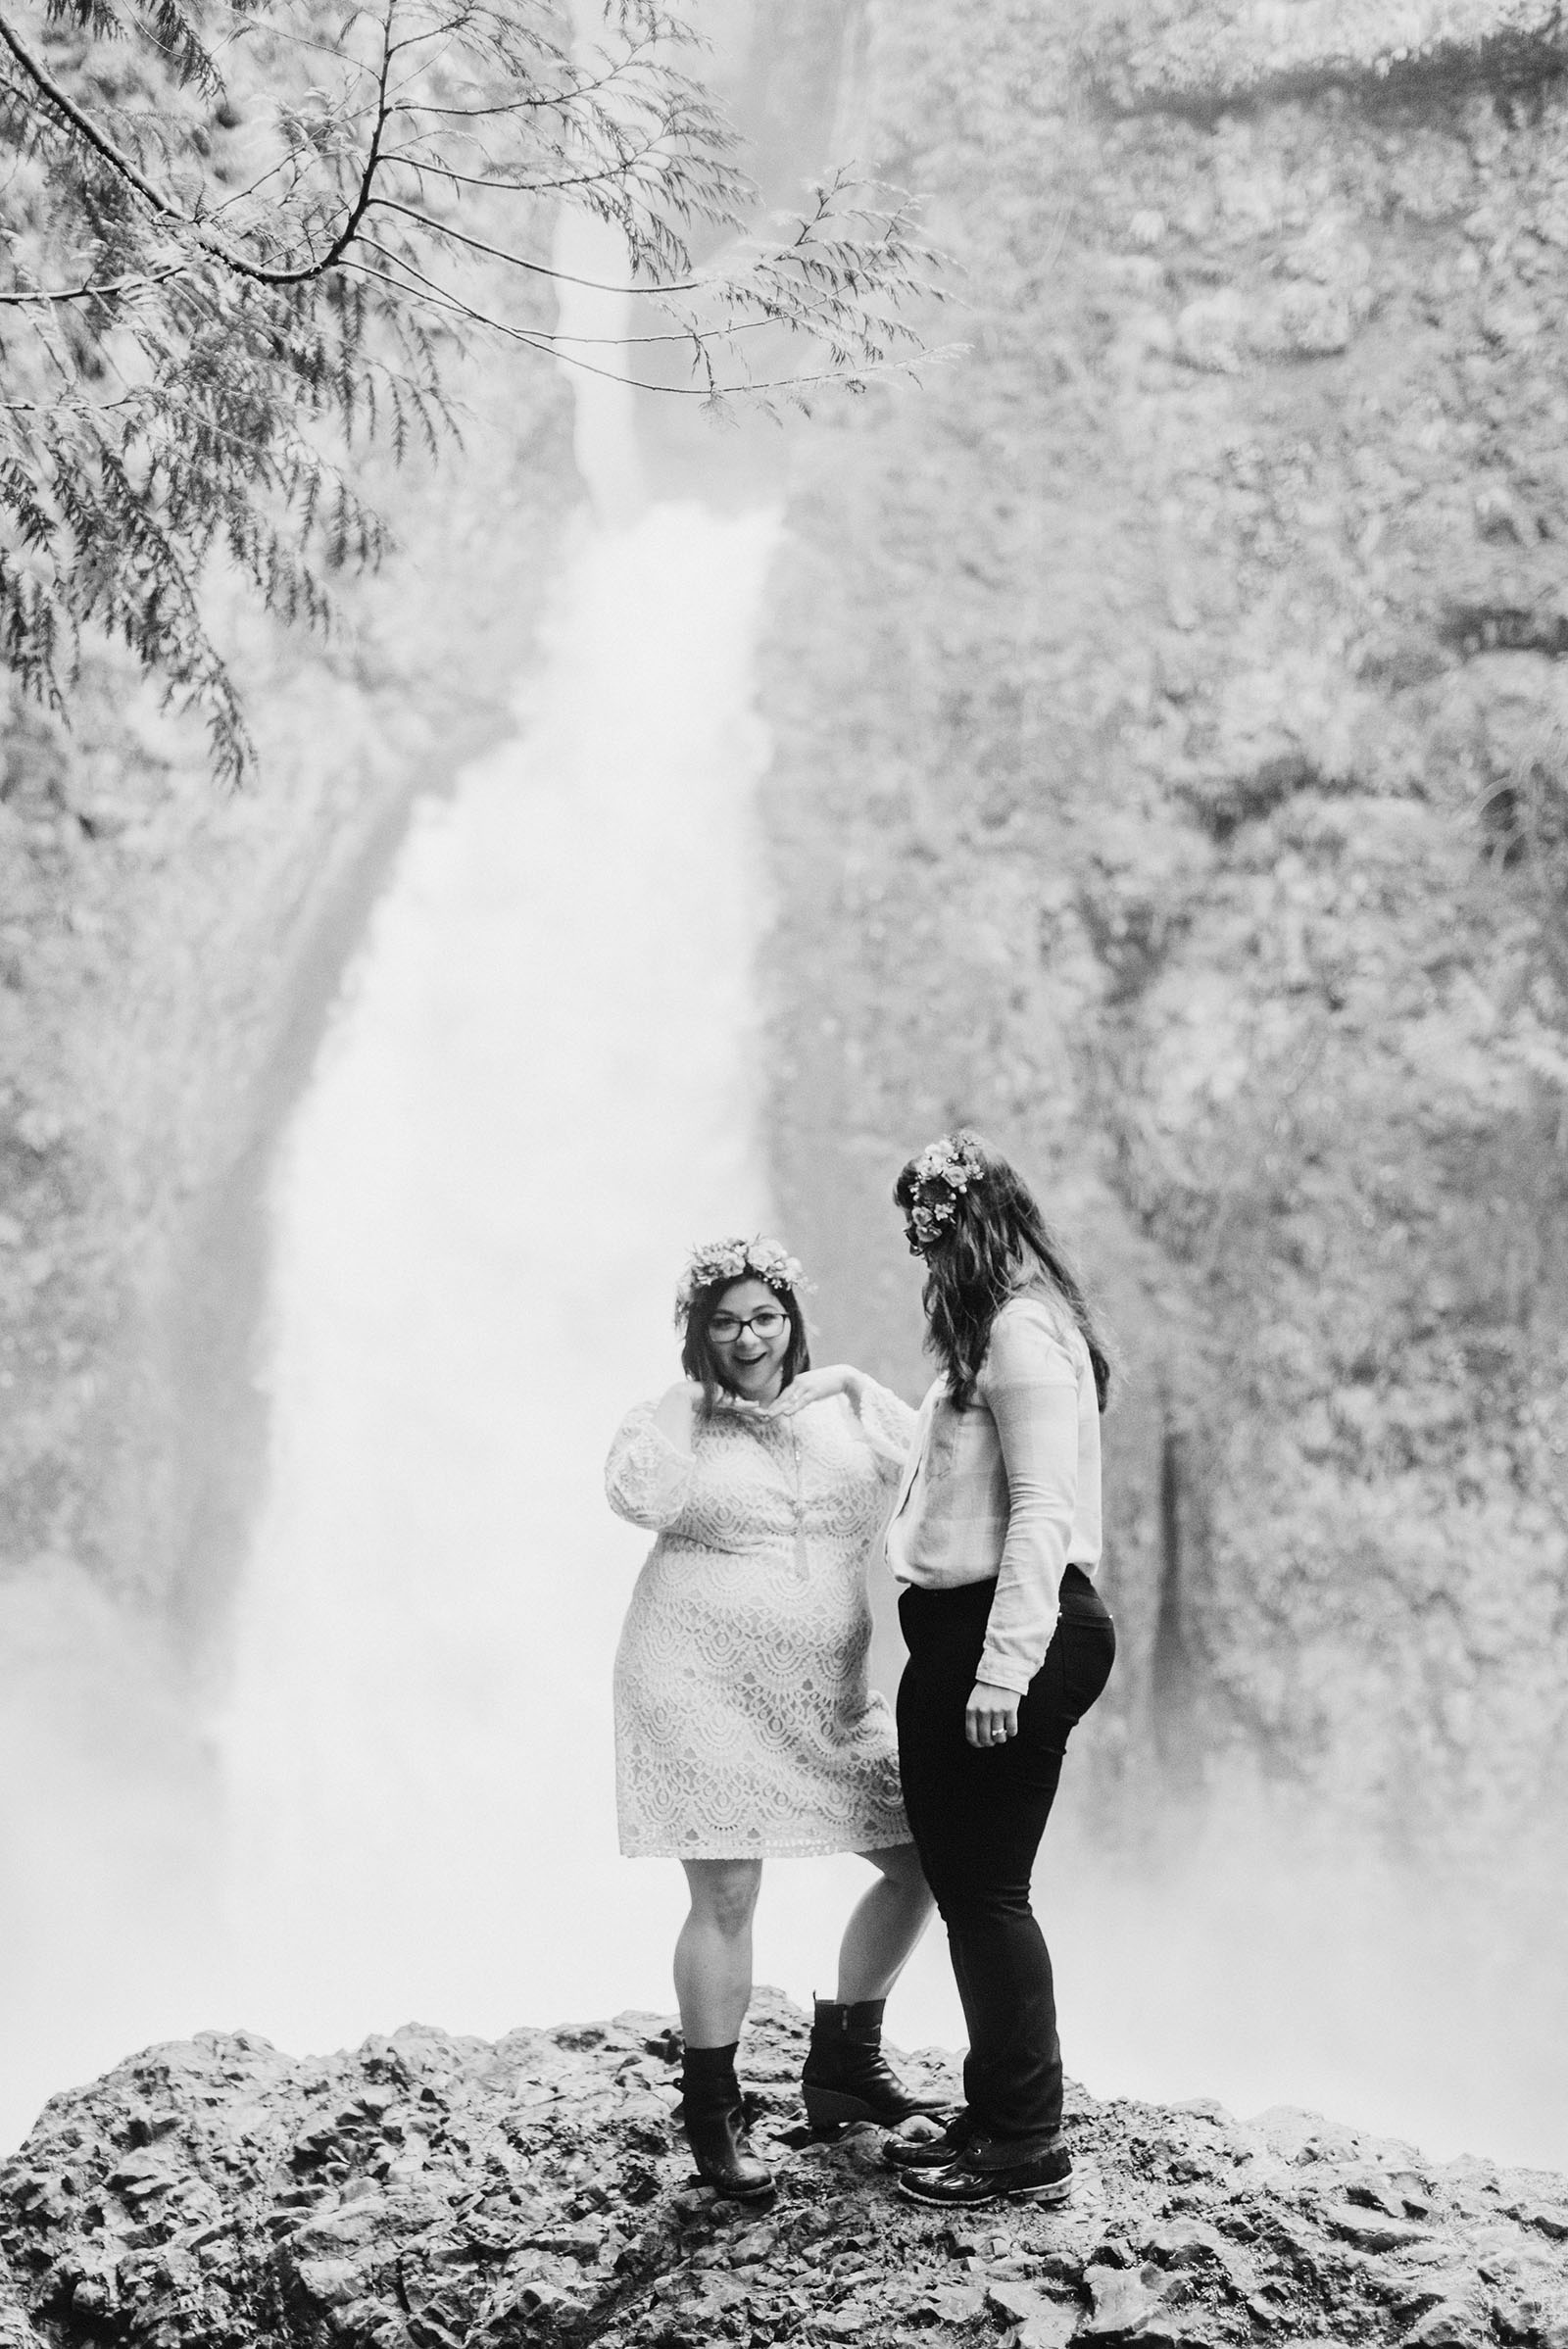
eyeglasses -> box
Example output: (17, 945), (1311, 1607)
(708, 1308), (788, 1343)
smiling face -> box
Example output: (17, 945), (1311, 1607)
(706, 1276), (791, 1404)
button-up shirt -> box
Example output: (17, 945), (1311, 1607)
(884, 1293), (1102, 1693)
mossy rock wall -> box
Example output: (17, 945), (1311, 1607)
(0, 373), (574, 1646)
(760, 0), (1568, 1858)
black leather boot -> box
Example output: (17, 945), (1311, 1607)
(677, 2043), (773, 2199)
(801, 1998), (951, 2129)
(883, 2107), (980, 2171)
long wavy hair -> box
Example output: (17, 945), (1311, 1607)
(895, 1134), (1112, 1413)
(679, 1275), (810, 1411)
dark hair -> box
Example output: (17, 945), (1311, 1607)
(679, 1275), (810, 1411)
(894, 1135), (1112, 1413)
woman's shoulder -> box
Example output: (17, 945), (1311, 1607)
(999, 1286), (1077, 1333)
(613, 1394), (662, 1425)
(985, 1291), (1088, 1379)
(608, 1395), (666, 1449)
(612, 1391), (710, 1436)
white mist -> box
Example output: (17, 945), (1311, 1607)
(220, 493), (789, 2043)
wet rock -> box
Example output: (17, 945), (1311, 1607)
(1403, 2297), (1490, 2349)
(2, 1998), (1566, 2348)
(1015, 2310), (1078, 2349)
(926, 2276), (985, 2320)
(1323, 2202), (1433, 2252)
(989, 2275), (1050, 2320)
(1512, 2202), (1568, 2242)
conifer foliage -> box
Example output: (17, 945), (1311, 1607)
(0, 0), (933, 780)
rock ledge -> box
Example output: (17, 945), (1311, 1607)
(3, 1992), (1566, 2348)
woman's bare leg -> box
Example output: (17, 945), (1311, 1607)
(675, 1858), (764, 2044)
(836, 1841), (935, 2005)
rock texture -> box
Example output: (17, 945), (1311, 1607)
(760, 0), (1568, 1856)
(3, 1995), (1568, 2349)
(0, 356), (571, 1627)
(0, 345), (575, 2095)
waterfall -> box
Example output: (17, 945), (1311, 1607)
(214, 167), (959, 2052)
(219, 498), (788, 2044)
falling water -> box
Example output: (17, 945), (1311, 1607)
(213, 169), (978, 2059)
(220, 512), (771, 2038)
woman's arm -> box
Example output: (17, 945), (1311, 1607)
(604, 1390), (703, 1531)
(651, 1380), (703, 1451)
(849, 1372), (919, 1476)
(761, 1366), (915, 1474)
(971, 1311), (1081, 1707)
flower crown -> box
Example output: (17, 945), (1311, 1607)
(908, 1130), (988, 1228)
(674, 1236), (808, 1324)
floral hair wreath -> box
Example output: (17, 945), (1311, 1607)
(908, 1129), (988, 1231)
(673, 1236), (810, 1326)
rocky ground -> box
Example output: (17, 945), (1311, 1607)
(3, 1993), (1566, 2349)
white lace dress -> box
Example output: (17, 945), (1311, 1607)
(606, 1384), (917, 1859)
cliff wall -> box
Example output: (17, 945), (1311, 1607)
(0, 369), (574, 1671)
(760, 0), (1568, 1858)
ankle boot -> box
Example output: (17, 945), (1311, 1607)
(801, 1998), (951, 2129)
(677, 2042), (773, 2200)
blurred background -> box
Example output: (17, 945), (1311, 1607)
(2, 0), (1566, 2169)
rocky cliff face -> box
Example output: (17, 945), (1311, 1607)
(0, 368), (573, 1662)
(3, 1996), (1567, 2349)
(760, 0), (1568, 1857)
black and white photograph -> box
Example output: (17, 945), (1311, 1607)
(3, 0), (1568, 2341)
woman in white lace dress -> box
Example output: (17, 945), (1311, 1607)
(606, 1236), (941, 2198)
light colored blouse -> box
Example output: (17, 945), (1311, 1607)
(884, 1293), (1102, 1694)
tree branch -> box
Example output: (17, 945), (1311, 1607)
(0, 0), (938, 781)
(347, 246), (907, 401)
(0, 9), (186, 220)
(0, 8), (368, 290)
(381, 126), (679, 199)
(0, 266), (188, 305)
(313, 0), (398, 272)
(394, 29), (667, 116)
(369, 194), (707, 292)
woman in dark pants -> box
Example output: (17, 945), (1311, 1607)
(882, 1131), (1116, 2209)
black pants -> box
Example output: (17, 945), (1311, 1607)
(897, 1566), (1115, 2149)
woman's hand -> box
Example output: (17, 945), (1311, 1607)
(760, 1364), (863, 1417)
(651, 1380), (705, 1449)
(965, 1682), (1021, 1749)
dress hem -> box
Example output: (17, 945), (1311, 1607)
(620, 1829), (909, 1861)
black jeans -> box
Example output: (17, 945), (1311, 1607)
(897, 1566), (1115, 2150)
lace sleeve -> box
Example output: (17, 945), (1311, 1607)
(605, 1399), (698, 1531)
(855, 1375), (918, 1480)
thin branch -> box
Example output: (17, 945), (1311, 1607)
(2, 391), (149, 412)
(0, 0), (937, 783)
(395, 34), (670, 119)
(369, 194), (708, 291)
(355, 229), (766, 346)
(346, 248), (908, 400)
(380, 127), (680, 199)
(0, 9), (367, 289)
(0, 9), (187, 220)
(0, 264), (188, 304)
(312, 0), (397, 272)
